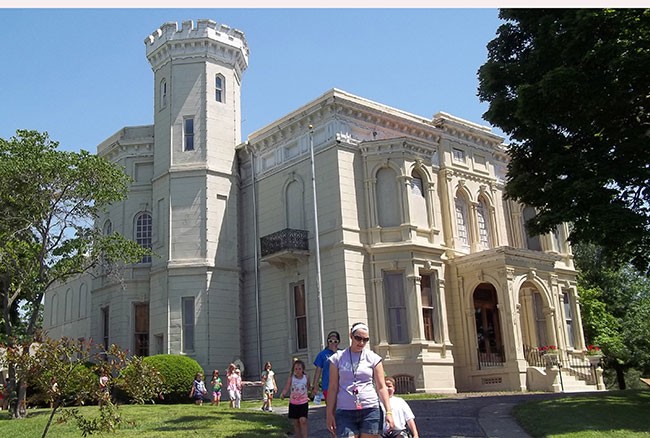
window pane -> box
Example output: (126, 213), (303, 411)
(136, 213), (152, 263)
(182, 297), (195, 352)
(420, 274), (436, 341)
(384, 272), (408, 344)
(184, 118), (194, 151)
(293, 283), (307, 350)
(134, 303), (149, 356)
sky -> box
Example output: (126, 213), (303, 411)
(0, 8), (507, 153)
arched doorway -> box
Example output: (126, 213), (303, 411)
(473, 283), (504, 366)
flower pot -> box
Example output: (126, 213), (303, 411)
(588, 356), (602, 367)
(544, 353), (559, 367)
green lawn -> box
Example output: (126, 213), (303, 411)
(0, 400), (292, 438)
(514, 390), (650, 438)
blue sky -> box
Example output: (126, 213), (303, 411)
(0, 8), (505, 152)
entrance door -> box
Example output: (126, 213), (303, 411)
(474, 283), (504, 365)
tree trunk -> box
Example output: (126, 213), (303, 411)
(613, 362), (627, 390)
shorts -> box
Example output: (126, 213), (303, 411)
(212, 390), (221, 398)
(335, 407), (381, 437)
(263, 388), (274, 401)
(288, 402), (309, 419)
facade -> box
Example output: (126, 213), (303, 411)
(44, 19), (600, 393)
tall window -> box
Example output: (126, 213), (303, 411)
(533, 292), (547, 347)
(135, 212), (152, 263)
(477, 198), (492, 249)
(51, 293), (59, 326)
(293, 282), (308, 350)
(103, 220), (112, 235)
(160, 78), (167, 109)
(563, 293), (575, 348)
(184, 117), (194, 151)
(78, 284), (87, 318)
(384, 272), (408, 344)
(455, 197), (469, 247)
(410, 170), (428, 227)
(215, 74), (224, 102)
(420, 273), (438, 342)
(522, 206), (542, 251)
(376, 168), (400, 227)
(182, 297), (195, 353)
(134, 303), (149, 356)
(102, 306), (110, 352)
(65, 288), (72, 322)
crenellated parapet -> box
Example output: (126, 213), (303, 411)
(144, 19), (249, 77)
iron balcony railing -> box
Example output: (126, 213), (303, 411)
(260, 228), (309, 257)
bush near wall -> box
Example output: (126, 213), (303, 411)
(142, 355), (204, 404)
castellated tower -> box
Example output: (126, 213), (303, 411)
(144, 20), (249, 369)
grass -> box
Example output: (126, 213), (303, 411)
(0, 400), (292, 438)
(514, 390), (650, 438)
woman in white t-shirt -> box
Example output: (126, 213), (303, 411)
(326, 322), (395, 438)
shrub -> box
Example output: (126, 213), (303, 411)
(142, 355), (203, 403)
(114, 356), (164, 404)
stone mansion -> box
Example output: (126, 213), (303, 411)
(44, 19), (601, 393)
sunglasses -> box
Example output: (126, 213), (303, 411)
(328, 339), (339, 344)
(353, 335), (370, 343)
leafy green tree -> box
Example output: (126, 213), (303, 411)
(477, 9), (650, 272)
(574, 244), (650, 388)
(0, 130), (150, 418)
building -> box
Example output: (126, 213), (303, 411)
(44, 19), (601, 393)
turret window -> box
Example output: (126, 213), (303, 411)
(184, 117), (194, 151)
(215, 74), (225, 103)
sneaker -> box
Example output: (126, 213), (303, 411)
(268, 407), (273, 412)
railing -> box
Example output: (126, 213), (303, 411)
(477, 346), (505, 369)
(523, 344), (602, 386)
(260, 228), (309, 257)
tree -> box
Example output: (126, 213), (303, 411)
(7, 337), (164, 437)
(0, 130), (149, 418)
(477, 9), (650, 272)
(574, 244), (650, 389)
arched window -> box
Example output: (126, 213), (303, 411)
(135, 212), (152, 263)
(477, 197), (492, 249)
(51, 293), (59, 326)
(65, 288), (73, 322)
(78, 283), (87, 318)
(410, 170), (428, 227)
(215, 74), (225, 103)
(376, 168), (400, 227)
(160, 78), (167, 109)
(103, 220), (112, 235)
(455, 196), (469, 249)
(285, 180), (304, 229)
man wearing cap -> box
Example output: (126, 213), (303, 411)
(312, 330), (341, 402)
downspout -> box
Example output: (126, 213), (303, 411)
(248, 142), (262, 375)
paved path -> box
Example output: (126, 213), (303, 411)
(271, 392), (567, 437)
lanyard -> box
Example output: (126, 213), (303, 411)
(349, 348), (362, 383)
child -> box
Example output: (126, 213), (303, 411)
(280, 359), (310, 438)
(210, 370), (222, 407)
(381, 376), (420, 438)
(98, 370), (110, 407)
(260, 361), (277, 412)
(227, 364), (242, 408)
(189, 372), (207, 406)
